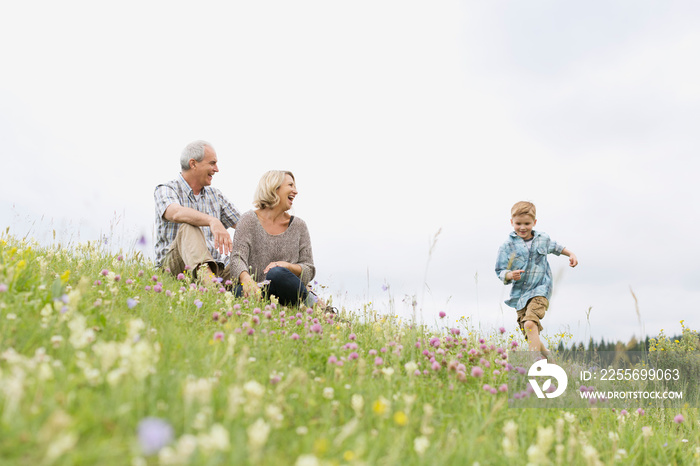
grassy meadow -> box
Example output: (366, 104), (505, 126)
(0, 231), (699, 465)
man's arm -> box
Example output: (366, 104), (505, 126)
(163, 204), (232, 255)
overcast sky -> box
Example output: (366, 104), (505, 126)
(2, 1), (699, 344)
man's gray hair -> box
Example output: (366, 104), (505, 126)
(180, 140), (213, 171)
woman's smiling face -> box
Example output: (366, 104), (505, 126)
(276, 174), (297, 210)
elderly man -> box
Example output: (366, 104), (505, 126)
(154, 140), (241, 281)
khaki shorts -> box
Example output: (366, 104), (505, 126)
(516, 296), (549, 339)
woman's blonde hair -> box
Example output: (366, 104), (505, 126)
(253, 170), (295, 209)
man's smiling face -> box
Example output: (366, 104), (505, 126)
(191, 145), (219, 189)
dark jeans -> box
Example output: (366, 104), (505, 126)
(234, 266), (309, 306)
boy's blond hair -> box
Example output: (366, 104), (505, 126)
(511, 201), (536, 220)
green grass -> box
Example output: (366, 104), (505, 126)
(0, 232), (698, 465)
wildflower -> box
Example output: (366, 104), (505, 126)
(674, 414), (684, 424)
(127, 298), (138, 309)
(636, 408), (645, 416)
(439, 311), (446, 318)
(502, 420), (518, 458)
(214, 332), (225, 341)
(394, 411), (408, 426)
(295, 454), (321, 466)
(311, 323), (322, 333)
(247, 418), (271, 453)
(0, 283), (10, 292)
(194, 299), (203, 309)
(471, 366), (484, 377)
(414, 436), (430, 456)
(137, 417), (174, 455)
(291, 333), (300, 340)
(405, 361), (418, 374)
(374, 357), (384, 366)
(372, 398), (389, 416)
(323, 387), (334, 399)
(499, 326), (506, 334)
(101, 269), (109, 276)
(642, 426), (653, 438)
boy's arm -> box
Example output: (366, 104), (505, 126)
(561, 247), (578, 267)
(495, 247), (523, 283)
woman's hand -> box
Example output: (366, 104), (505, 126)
(264, 261), (291, 274)
(239, 272), (260, 298)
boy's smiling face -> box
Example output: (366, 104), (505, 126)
(511, 214), (536, 240)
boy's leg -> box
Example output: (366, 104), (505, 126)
(517, 297), (550, 357)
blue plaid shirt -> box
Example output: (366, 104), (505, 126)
(154, 173), (241, 267)
(495, 230), (564, 310)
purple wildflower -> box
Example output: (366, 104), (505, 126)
(137, 417), (173, 455)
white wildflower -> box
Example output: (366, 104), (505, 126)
(414, 436), (430, 456)
(351, 394), (364, 417)
(184, 378), (213, 406)
(44, 433), (78, 463)
(198, 424), (230, 453)
(265, 404), (284, 428)
(295, 454), (320, 466)
(405, 360), (418, 374)
(247, 418), (271, 453)
(502, 420), (518, 459)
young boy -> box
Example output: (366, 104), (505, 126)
(495, 201), (578, 360)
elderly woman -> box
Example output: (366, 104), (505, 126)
(227, 170), (322, 308)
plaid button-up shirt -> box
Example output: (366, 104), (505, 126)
(495, 230), (564, 310)
(154, 173), (241, 267)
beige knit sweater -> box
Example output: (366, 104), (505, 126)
(227, 210), (316, 285)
